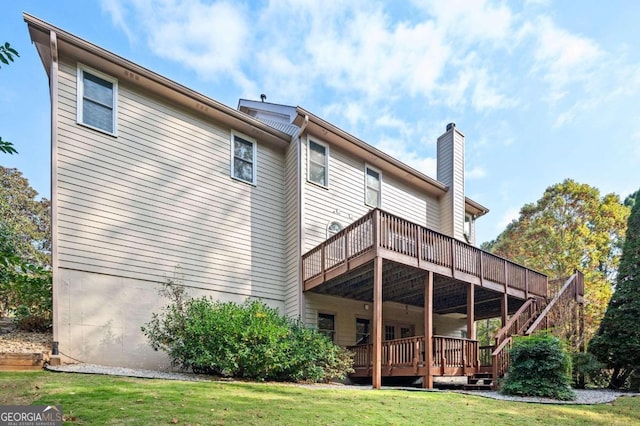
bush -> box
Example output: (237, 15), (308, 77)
(500, 333), (575, 400)
(142, 280), (353, 382)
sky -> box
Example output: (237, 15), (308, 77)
(1, 0), (639, 245)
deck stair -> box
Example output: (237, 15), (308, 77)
(464, 372), (494, 390)
(488, 271), (584, 390)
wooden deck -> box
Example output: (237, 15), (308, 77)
(302, 209), (548, 301)
(348, 335), (479, 378)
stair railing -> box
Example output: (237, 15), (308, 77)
(493, 297), (541, 348)
(525, 271), (583, 335)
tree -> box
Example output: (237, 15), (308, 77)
(1, 42), (19, 155)
(0, 167), (51, 323)
(589, 186), (640, 389)
(0, 167), (50, 266)
(483, 179), (630, 348)
(0, 42), (19, 67)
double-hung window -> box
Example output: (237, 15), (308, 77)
(318, 313), (336, 342)
(308, 140), (328, 187)
(365, 166), (381, 207)
(231, 132), (257, 185)
(77, 65), (117, 135)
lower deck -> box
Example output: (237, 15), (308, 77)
(348, 335), (491, 378)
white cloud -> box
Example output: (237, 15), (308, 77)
(497, 207), (520, 230)
(466, 166), (487, 180)
(531, 17), (603, 102)
(374, 137), (437, 177)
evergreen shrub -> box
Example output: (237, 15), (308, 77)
(500, 333), (575, 400)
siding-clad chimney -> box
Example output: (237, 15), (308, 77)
(437, 123), (465, 241)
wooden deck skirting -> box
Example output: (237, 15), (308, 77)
(347, 335), (479, 378)
(302, 209), (548, 298)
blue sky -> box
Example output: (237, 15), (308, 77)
(2, 0), (639, 244)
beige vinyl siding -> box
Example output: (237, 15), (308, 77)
(302, 137), (368, 251)
(305, 293), (467, 346)
(451, 130), (466, 240)
(56, 60), (286, 301)
(301, 136), (441, 252)
(437, 132), (454, 237)
(283, 139), (300, 317)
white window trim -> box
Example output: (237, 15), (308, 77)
(76, 63), (118, 136)
(364, 164), (382, 208)
(307, 137), (329, 188)
(230, 130), (257, 185)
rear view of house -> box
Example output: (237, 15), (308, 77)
(26, 13), (584, 389)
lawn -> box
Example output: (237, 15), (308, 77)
(1, 372), (638, 425)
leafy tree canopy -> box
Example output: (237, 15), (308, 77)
(0, 42), (19, 67)
(0, 166), (50, 267)
(482, 179), (630, 345)
(589, 186), (640, 389)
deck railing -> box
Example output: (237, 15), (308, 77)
(348, 335), (478, 374)
(303, 209), (548, 298)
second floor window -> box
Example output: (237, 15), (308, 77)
(308, 140), (328, 186)
(77, 65), (117, 135)
(365, 166), (381, 207)
(232, 132), (256, 184)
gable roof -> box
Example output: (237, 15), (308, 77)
(24, 13), (291, 149)
(25, 13), (488, 217)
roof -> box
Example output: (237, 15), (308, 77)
(24, 13), (291, 149)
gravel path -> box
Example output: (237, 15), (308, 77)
(45, 363), (638, 405)
(0, 319), (52, 354)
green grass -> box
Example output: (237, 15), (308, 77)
(1, 372), (638, 425)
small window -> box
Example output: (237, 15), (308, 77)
(464, 214), (472, 241)
(77, 65), (117, 135)
(327, 221), (343, 238)
(308, 140), (328, 186)
(318, 313), (335, 342)
(231, 132), (257, 184)
(365, 166), (381, 207)
(356, 318), (370, 345)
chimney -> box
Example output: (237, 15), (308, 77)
(437, 123), (465, 241)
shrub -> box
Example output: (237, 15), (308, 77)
(142, 280), (353, 382)
(500, 333), (575, 400)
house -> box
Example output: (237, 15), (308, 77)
(25, 14), (584, 389)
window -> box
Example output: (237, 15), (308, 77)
(355, 318), (370, 345)
(365, 166), (381, 207)
(308, 140), (328, 186)
(327, 221), (343, 238)
(77, 65), (117, 135)
(464, 213), (473, 242)
(231, 132), (257, 184)
(318, 313), (335, 342)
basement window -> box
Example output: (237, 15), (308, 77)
(318, 313), (335, 342)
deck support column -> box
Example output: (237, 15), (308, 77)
(467, 284), (475, 340)
(372, 256), (383, 389)
(423, 271), (433, 389)
(501, 293), (508, 328)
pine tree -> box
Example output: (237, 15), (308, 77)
(589, 188), (640, 389)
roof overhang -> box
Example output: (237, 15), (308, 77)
(465, 197), (490, 218)
(24, 13), (291, 150)
(294, 107), (448, 198)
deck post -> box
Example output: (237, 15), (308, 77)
(423, 271), (433, 389)
(467, 284), (475, 340)
(501, 293), (508, 328)
(372, 256), (383, 389)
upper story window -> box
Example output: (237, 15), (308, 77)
(464, 213), (472, 240)
(231, 131), (257, 185)
(308, 139), (328, 187)
(365, 166), (381, 207)
(77, 64), (117, 135)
